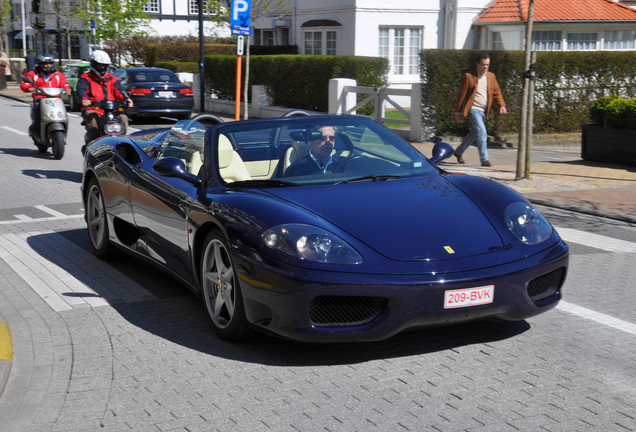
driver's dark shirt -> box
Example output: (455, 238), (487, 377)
(284, 154), (343, 177)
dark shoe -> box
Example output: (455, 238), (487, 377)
(481, 160), (492, 167)
(454, 152), (466, 164)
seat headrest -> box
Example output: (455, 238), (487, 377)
(218, 135), (234, 169)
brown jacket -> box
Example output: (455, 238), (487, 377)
(454, 71), (506, 119)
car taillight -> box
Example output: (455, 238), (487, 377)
(131, 88), (151, 96)
(180, 88), (194, 96)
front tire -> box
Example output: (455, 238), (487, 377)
(51, 130), (65, 160)
(200, 230), (250, 341)
(86, 177), (114, 259)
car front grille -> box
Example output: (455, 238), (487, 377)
(310, 295), (387, 327)
(527, 267), (566, 301)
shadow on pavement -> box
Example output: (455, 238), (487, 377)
(24, 229), (532, 367)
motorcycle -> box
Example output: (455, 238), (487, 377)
(28, 86), (69, 160)
(84, 99), (127, 145)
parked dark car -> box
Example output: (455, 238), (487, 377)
(81, 114), (568, 343)
(113, 67), (194, 120)
(62, 62), (116, 111)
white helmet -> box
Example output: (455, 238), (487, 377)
(90, 50), (112, 77)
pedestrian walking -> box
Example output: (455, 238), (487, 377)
(453, 53), (507, 167)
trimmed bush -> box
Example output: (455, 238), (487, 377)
(421, 50), (636, 136)
(205, 55), (389, 113)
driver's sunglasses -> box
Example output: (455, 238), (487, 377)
(320, 135), (335, 142)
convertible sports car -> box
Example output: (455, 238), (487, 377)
(81, 113), (568, 342)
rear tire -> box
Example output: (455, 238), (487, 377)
(200, 230), (250, 341)
(51, 131), (65, 159)
(86, 177), (115, 259)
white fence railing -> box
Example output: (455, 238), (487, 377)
(328, 78), (423, 142)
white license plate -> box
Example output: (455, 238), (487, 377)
(443, 285), (494, 309)
(157, 91), (174, 97)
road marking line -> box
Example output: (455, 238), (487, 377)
(554, 227), (636, 253)
(0, 214), (83, 225)
(0, 322), (12, 361)
(1, 126), (28, 136)
(0, 231), (155, 312)
(35, 205), (68, 218)
(557, 301), (636, 336)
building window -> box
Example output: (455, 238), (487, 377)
(379, 27), (423, 76)
(492, 31), (523, 50)
(532, 31), (562, 51)
(604, 30), (635, 50)
(144, 0), (159, 13)
(263, 30), (275, 46)
(326, 31), (337, 55)
(190, 0), (210, 15)
(409, 28), (421, 74)
(305, 31), (322, 54)
(567, 33), (598, 50)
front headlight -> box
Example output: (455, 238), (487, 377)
(104, 122), (123, 134)
(505, 202), (553, 245)
(262, 223), (363, 264)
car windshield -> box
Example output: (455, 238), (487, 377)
(209, 116), (438, 186)
(128, 70), (180, 83)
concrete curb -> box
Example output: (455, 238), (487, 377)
(0, 322), (13, 396)
(527, 197), (636, 225)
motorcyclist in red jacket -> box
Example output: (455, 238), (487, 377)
(76, 50), (133, 148)
(20, 53), (71, 136)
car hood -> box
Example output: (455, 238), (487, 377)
(263, 176), (505, 261)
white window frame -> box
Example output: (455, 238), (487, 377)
(190, 0), (210, 15)
(532, 30), (562, 51)
(144, 0), (159, 13)
(302, 28), (339, 55)
(567, 32), (598, 51)
(379, 26), (423, 77)
(603, 30), (636, 50)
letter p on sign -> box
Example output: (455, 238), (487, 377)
(231, 0), (251, 26)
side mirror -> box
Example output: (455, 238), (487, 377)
(153, 157), (201, 186)
(429, 141), (454, 165)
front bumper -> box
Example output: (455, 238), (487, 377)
(233, 241), (569, 343)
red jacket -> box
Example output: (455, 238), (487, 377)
(76, 70), (128, 115)
(20, 70), (71, 100)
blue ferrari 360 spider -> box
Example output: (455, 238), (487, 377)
(82, 114), (568, 342)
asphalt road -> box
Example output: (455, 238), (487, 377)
(0, 97), (635, 431)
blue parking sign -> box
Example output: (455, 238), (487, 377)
(231, 0), (251, 27)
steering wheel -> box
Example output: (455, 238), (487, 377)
(335, 155), (367, 173)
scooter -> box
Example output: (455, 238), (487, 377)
(84, 100), (127, 145)
(29, 86), (69, 160)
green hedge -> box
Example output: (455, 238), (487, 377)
(590, 95), (636, 129)
(421, 50), (636, 136)
(145, 43), (236, 67)
(154, 61), (200, 74)
(205, 55), (389, 112)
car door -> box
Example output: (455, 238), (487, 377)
(128, 121), (206, 283)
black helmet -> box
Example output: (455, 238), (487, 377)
(36, 53), (55, 74)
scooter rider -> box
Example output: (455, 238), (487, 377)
(20, 53), (71, 137)
(76, 50), (133, 149)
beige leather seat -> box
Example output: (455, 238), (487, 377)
(283, 140), (311, 172)
(218, 135), (251, 183)
(189, 151), (203, 175)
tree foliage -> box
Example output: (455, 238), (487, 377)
(72, 0), (152, 44)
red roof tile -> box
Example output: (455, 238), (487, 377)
(476, 0), (636, 23)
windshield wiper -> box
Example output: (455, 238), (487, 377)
(336, 175), (402, 184)
(230, 179), (298, 187)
